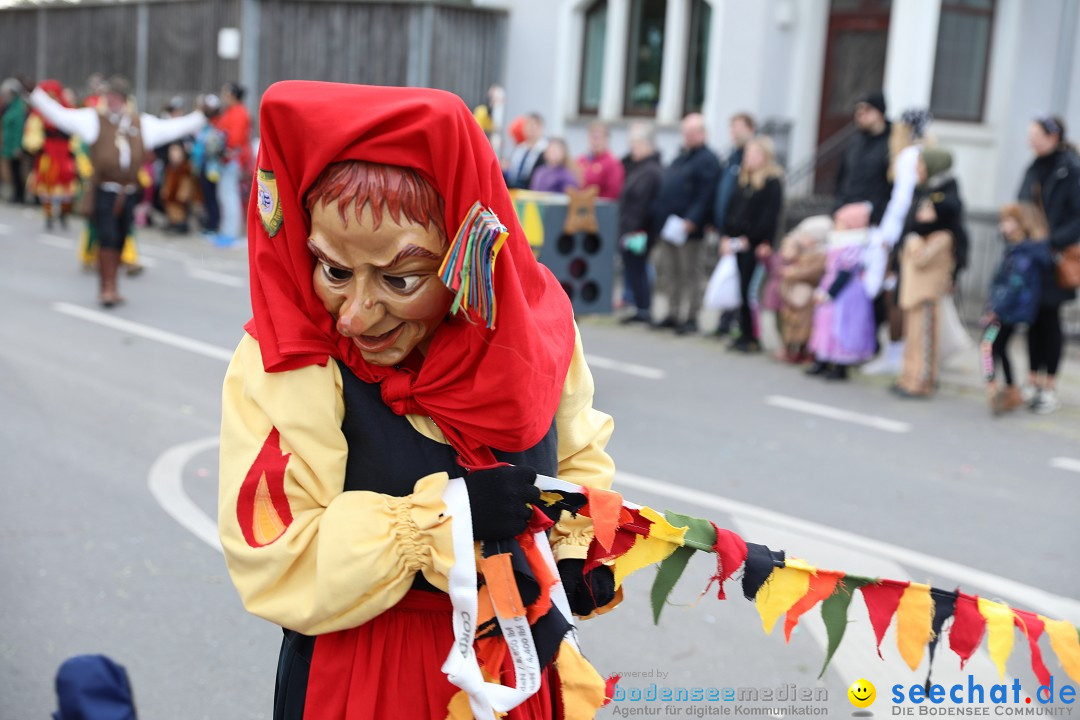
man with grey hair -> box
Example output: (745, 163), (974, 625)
(650, 112), (721, 335)
(618, 121), (663, 323)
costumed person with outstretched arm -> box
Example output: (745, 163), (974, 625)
(218, 81), (618, 719)
(28, 75), (205, 306)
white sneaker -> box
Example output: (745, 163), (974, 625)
(1020, 385), (1038, 405)
(861, 342), (903, 376)
(1031, 389), (1061, 414)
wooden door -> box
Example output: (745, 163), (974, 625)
(814, 0), (891, 193)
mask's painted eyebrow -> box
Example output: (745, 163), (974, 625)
(378, 244), (442, 270)
(306, 239), (349, 270)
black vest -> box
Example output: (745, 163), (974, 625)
(273, 363), (559, 720)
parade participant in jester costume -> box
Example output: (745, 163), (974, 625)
(218, 81), (619, 719)
(22, 79), (79, 230)
(28, 75), (204, 306)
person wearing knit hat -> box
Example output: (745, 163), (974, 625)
(857, 91), (887, 117)
(832, 90), (892, 227)
(217, 81), (618, 719)
(892, 146), (968, 398)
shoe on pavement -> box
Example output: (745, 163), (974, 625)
(652, 316), (678, 330)
(620, 311), (650, 325)
(805, 361), (829, 377)
(992, 386), (1024, 416)
(1020, 384), (1038, 406)
(823, 364), (849, 381)
(675, 320), (699, 336)
(1031, 389), (1061, 415)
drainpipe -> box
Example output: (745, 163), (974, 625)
(1051, 0), (1078, 115)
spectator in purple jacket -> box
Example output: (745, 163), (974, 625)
(578, 121), (625, 200)
(530, 138), (580, 194)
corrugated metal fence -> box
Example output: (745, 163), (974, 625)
(0, 0), (506, 117)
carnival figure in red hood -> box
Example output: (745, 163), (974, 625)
(218, 81), (619, 719)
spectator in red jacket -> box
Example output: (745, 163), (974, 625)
(577, 121), (624, 200)
(214, 82), (252, 246)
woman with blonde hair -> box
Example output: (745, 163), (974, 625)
(718, 135), (784, 352)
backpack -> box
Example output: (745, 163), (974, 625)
(53, 655), (137, 720)
(988, 241), (1050, 325)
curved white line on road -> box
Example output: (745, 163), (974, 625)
(148, 436), (222, 553)
(149, 437), (1080, 623)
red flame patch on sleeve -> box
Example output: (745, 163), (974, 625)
(236, 427), (294, 547)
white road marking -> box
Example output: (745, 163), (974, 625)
(1050, 457), (1080, 474)
(765, 395), (912, 434)
(614, 470), (1080, 622)
(187, 267), (245, 288)
(38, 234), (74, 249)
(585, 354), (666, 380)
(148, 437), (223, 552)
(53, 302), (234, 362)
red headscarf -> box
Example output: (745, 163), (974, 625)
(246, 81), (575, 468)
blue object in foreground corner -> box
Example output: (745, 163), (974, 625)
(53, 654), (138, 720)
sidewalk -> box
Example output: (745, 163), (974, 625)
(644, 296), (1080, 410)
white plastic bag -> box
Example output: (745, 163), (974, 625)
(704, 254), (742, 311)
(937, 294), (972, 363)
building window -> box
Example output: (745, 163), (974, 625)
(579, 0), (607, 115)
(683, 0), (711, 115)
(929, 0), (995, 122)
(624, 0), (666, 116)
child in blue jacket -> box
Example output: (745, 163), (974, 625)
(982, 203), (1052, 415)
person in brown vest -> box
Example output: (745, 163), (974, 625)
(29, 75), (205, 306)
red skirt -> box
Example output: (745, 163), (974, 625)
(304, 590), (560, 719)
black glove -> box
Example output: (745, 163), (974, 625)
(463, 465), (541, 541)
(558, 559), (616, 616)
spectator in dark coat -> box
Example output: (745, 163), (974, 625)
(834, 91), (892, 226)
(1016, 114), (1080, 414)
(651, 112), (721, 335)
(711, 112), (756, 336)
(720, 135), (784, 352)
(618, 122), (664, 324)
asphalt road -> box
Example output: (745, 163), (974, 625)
(2, 203), (1078, 719)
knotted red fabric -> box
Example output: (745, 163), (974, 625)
(245, 81), (575, 467)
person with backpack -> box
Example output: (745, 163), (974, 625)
(982, 203), (1052, 415)
(892, 147), (967, 399)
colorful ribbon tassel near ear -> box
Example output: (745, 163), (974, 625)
(440, 201), (508, 329)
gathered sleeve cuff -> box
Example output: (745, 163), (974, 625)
(549, 323), (615, 562)
(218, 334), (454, 636)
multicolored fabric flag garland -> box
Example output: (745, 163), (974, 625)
(534, 476), (1080, 689)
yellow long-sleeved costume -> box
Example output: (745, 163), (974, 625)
(219, 324), (614, 715)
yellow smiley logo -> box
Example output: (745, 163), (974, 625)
(848, 678), (876, 708)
